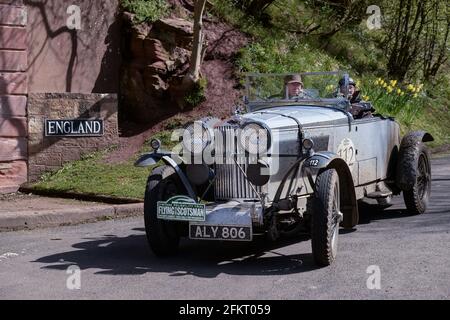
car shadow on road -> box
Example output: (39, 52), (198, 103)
(33, 231), (322, 278)
(357, 200), (411, 224)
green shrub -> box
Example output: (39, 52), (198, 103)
(319, 27), (386, 74)
(184, 77), (208, 108)
(121, 0), (169, 24)
(237, 37), (344, 74)
(164, 117), (185, 130)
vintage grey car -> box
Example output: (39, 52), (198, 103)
(135, 72), (433, 266)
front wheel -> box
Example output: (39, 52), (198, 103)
(311, 168), (342, 266)
(144, 165), (184, 256)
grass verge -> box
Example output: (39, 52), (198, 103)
(30, 150), (153, 200)
(28, 129), (179, 200)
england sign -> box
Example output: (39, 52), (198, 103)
(45, 119), (104, 137)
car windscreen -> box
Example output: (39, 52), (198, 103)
(245, 71), (350, 107)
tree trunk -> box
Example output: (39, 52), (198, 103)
(187, 0), (207, 83)
(173, 0), (207, 110)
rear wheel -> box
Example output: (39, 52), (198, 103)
(311, 169), (342, 266)
(403, 145), (431, 215)
(144, 165), (184, 256)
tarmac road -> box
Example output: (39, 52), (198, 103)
(0, 155), (449, 300)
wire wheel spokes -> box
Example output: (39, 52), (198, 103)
(417, 154), (430, 200)
(331, 181), (340, 255)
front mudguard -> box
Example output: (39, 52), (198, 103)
(134, 150), (172, 167)
(396, 131), (434, 191)
(135, 151), (196, 200)
(302, 152), (359, 229)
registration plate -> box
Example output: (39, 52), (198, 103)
(189, 225), (252, 241)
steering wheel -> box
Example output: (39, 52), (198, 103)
(291, 90), (314, 100)
(301, 90), (315, 99)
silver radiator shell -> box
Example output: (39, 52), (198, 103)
(214, 125), (262, 200)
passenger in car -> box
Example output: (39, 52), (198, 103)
(338, 76), (374, 119)
(338, 76), (360, 103)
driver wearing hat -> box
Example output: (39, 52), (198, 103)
(284, 74), (304, 99)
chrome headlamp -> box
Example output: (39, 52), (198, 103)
(150, 138), (161, 151)
(302, 138), (314, 150)
(239, 122), (271, 155)
(182, 121), (212, 154)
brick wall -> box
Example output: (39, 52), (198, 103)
(0, 0), (28, 193)
(27, 93), (119, 181)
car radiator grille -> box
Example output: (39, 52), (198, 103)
(214, 126), (261, 200)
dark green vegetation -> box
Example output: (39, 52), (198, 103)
(184, 77), (208, 108)
(214, 0), (450, 146)
(120, 0), (169, 23)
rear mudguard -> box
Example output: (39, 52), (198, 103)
(396, 131), (434, 191)
(135, 152), (196, 200)
(303, 152), (359, 229)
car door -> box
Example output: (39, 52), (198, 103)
(350, 116), (400, 186)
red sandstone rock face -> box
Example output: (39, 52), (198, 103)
(120, 6), (249, 124)
(108, 3), (249, 163)
(121, 16), (195, 123)
(143, 38), (171, 63)
(152, 18), (193, 49)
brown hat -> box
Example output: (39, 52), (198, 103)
(284, 74), (303, 85)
